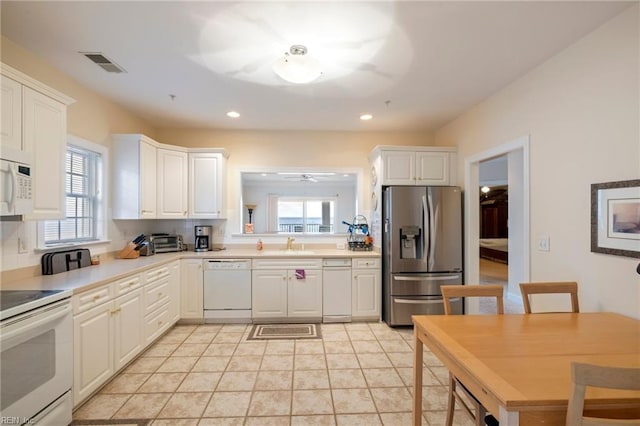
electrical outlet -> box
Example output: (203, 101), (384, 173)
(537, 236), (550, 252)
(18, 237), (28, 254)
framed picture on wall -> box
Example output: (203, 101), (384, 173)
(591, 179), (640, 258)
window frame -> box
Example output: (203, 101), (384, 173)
(275, 196), (337, 234)
(37, 135), (109, 249)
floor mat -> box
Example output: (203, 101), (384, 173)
(70, 420), (150, 426)
(247, 323), (321, 340)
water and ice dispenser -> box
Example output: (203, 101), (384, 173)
(400, 226), (422, 259)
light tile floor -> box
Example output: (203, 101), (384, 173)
(73, 322), (477, 426)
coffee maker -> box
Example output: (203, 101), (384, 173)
(194, 226), (211, 252)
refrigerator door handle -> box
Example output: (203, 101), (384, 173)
(427, 191), (436, 270)
(393, 275), (460, 281)
(422, 194), (430, 266)
(394, 298), (444, 305)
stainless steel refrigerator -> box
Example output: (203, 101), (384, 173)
(382, 186), (463, 326)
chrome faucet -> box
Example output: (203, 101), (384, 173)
(286, 237), (295, 250)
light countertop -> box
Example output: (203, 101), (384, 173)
(1, 249), (380, 295)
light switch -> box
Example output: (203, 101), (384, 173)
(537, 236), (550, 252)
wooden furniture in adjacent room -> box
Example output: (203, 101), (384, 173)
(412, 313), (640, 426)
(519, 281), (579, 314)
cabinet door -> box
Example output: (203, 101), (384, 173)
(382, 151), (415, 185)
(416, 151), (449, 185)
(180, 259), (203, 319)
(73, 302), (114, 405)
(189, 152), (224, 218)
(113, 289), (144, 371)
(1, 76), (22, 152)
(252, 270), (288, 318)
(157, 148), (188, 218)
(168, 260), (181, 323)
(139, 140), (157, 218)
(288, 269), (323, 318)
(23, 86), (66, 219)
(352, 269), (381, 320)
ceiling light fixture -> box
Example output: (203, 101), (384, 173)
(360, 114), (373, 121)
(226, 111), (240, 118)
(272, 45), (322, 84)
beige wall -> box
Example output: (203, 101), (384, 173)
(435, 6), (640, 317)
(1, 36), (156, 144)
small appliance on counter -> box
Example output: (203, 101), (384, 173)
(148, 234), (184, 253)
(194, 226), (212, 252)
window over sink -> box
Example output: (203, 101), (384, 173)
(240, 168), (361, 235)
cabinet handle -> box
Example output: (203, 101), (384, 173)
(158, 320), (164, 326)
(158, 292), (163, 297)
(110, 307), (121, 315)
(183, 211), (187, 216)
(92, 295), (101, 301)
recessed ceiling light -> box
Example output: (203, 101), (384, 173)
(227, 111), (240, 118)
(360, 114), (373, 121)
(261, 173), (268, 177)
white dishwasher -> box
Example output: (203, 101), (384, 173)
(322, 258), (352, 323)
(204, 259), (252, 323)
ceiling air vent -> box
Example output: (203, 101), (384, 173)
(80, 52), (126, 73)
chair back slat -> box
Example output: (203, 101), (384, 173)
(519, 281), (579, 314)
(566, 362), (640, 425)
(441, 284), (504, 315)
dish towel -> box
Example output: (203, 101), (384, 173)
(295, 269), (306, 280)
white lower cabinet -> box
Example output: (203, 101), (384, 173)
(287, 269), (322, 317)
(251, 270), (288, 318)
(73, 283), (143, 405)
(73, 263), (182, 407)
(352, 258), (381, 320)
(181, 259), (203, 319)
(252, 258), (323, 320)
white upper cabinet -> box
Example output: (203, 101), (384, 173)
(189, 152), (226, 218)
(1, 64), (75, 220)
(157, 148), (188, 218)
(113, 134), (227, 220)
(1, 75), (23, 153)
(371, 146), (457, 186)
(112, 134), (158, 219)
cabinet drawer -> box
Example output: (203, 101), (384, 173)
(114, 274), (142, 297)
(145, 302), (170, 344)
(144, 279), (170, 314)
(74, 284), (113, 314)
(252, 258), (323, 270)
(144, 265), (170, 283)
(352, 258), (380, 269)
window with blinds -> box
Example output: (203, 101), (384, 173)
(43, 145), (102, 244)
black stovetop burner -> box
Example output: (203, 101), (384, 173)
(0, 289), (65, 313)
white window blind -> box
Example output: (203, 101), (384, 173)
(44, 145), (102, 244)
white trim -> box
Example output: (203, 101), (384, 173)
(36, 135), (109, 249)
(464, 135), (530, 313)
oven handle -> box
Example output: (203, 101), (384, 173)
(393, 275), (459, 281)
(1, 301), (71, 343)
(394, 298), (445, 305)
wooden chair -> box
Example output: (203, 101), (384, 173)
(519, 281), (579, 314)
(440, 284), (504, 426)
(441, 284), (504, 315)
(566, 362), (640, 425)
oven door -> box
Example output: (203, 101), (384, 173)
(0, 299), (72, 422)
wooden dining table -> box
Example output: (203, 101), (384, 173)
(412, 312), (640, 425)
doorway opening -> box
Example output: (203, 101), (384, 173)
(464, 136), (530, 314)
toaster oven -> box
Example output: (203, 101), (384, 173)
(147, 234), (184, 253)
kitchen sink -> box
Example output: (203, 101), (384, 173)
(260, 249), (316, 256)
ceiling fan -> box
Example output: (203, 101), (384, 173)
(284, 173), (321, 183)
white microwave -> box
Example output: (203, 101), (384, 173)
(0, 158), (33, 217)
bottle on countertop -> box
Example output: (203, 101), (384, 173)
(257, 239), (263, 251)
